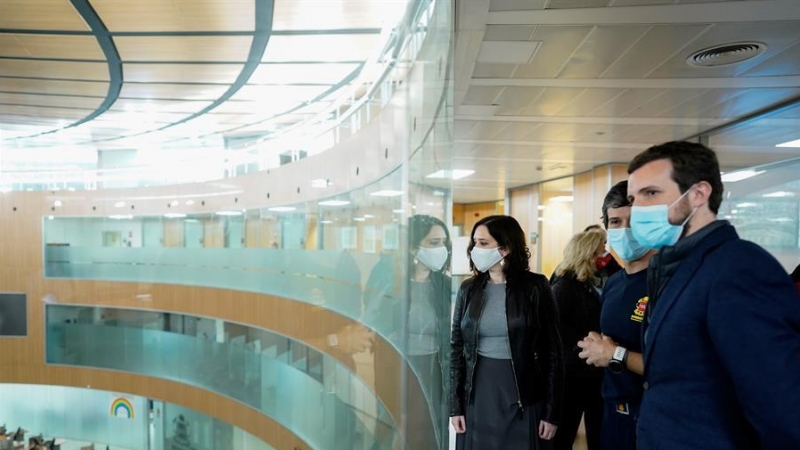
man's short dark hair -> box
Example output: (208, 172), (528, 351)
(602, 180), (631, 229)
(627, 141), (723, 214)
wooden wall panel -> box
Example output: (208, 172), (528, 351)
(573, 171), (594, 232)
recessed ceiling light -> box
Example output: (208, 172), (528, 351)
(319, 200), (350, 206)
(762, 191), (795, 198)
(720, 170), (765, 182)
(776, 138), (800, 148)
(216, 211), (243, 216)
(170, 200), (179, 206)
(185, 200), (195, 206)
(426, 170), (475, 180)
(268, 206), (297, 212)
(53, 200), (62, 207)
(108, 214), (133, 220)
(370, 190), (404, 197)
(48, 215), (54, 220)
(164, 213), (187, 218)
(114, 201), (125, 208)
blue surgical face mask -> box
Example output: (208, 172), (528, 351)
(607, 227), (650, 262)
(630, 186), (697, 249)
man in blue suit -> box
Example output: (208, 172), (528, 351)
(626, 141), (800, 449)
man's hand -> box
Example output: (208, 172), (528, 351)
(577, 331), (617, 367)
(539, 420), (557, 440)
(451, 416), (466, 433)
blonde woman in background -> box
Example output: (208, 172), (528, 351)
(550, 229), (607, 450)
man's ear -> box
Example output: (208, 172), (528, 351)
(691, 181), (713, 209)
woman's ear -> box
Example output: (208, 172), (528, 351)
(499, 246), (510, 257)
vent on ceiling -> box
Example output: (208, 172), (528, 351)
(687, 42), (767, 67)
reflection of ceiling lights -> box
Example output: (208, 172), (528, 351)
(320, 220), (333, 224)
(268, 206), (297, 212)
(735, 202), (758, 208)
(108, 215), (133, 220)
(763, 191), (795, 198)
(721, 170), (764, 182)
(426, 169), (475, 180)
(768, 218), (793, 223)
(164, 213), (187, 218)
(216, 211), (243, 216)
(549, 196), (574, 203)
(776, 138), (800, 148)
(370, 190), (404, 197)
(354, 217), (366, 222)
(319, 200), (350, 206)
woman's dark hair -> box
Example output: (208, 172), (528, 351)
(467, 215), (530, 275)
(409, 214), (451, 270)
(602, 180), (631, 228)
(627, 141), (724, 214)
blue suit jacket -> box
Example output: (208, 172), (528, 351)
(638, 223), (800, 450)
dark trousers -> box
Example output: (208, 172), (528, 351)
(601, 400), (639, 450)
(554, 374), (603, 450)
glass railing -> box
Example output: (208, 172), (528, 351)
(0, 383), (276, 450)
(46, 305), (396, 450)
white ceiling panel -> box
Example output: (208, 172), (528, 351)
(647, 21), (800, 79)
(462, 85), (504, 105)
(249, 63), (358, 85)
(742, 41), (800, 77)
(494, 87), (545, 115)
(522, 87), (588, 116)
(472, 63), (517, 78)
(697, 88), (800, 119)
(600, 24), (711, 78)
(620, 88), (707, 117)
(514, 26), (594, 78)
(550, 88), (625, 116)
(654, 88), (746, 118)
(272, 0), (409, 30)
(492, 122), (541, 141)
(483, 25), (536, 41)
(557, 25), (652, 78)
(588, 88), (666, 117)
(488, 0), (546, 12)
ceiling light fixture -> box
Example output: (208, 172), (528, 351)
(426, 169), (475, 180)
(776, 138), (800, 148)
(216, 211), (243, 216)
(720, 170), (765, 182)
(319, 200), (350, 206)
(762, 191), (795, 198)
(114, 201), (126, 208)
(370, 190), (404, 197)
(164, 213), (187, 218)
(268, 206), (297, 212)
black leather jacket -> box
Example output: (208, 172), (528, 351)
(449, 270), (564, 424)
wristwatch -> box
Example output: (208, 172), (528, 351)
(608, 346), (628, 374)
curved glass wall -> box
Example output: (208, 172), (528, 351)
(46, 305), (395, 450)
(0, 383), (275, 450)
(37, 0), (453, 448)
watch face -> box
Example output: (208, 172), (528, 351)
(608, 360), (624, 374)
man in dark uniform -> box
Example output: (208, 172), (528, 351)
(578, 180), (654, 450)
(627, 141), (800, 449)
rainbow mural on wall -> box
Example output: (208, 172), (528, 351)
(110, 397), (134, 419)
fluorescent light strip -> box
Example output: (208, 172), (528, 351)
(720, 170), (765, 182)
(319, 200), (351, 206)
(776, 138), (800, 148)
(370, 190), (404, 197)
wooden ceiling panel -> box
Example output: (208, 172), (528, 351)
(110, 98), (212, 113)
(0, 34), (104, 60)
(118, 83), (228, 100)
(0, 60), (109, 81)
(262, 35), (381, 62)
(273, 0), (406, 30)
(124, 64), (242, 83)
(90, 0), (256, 32)
(115, 36), (253, 62)
(0, 0), (89, 30)
(0, 93), (103, 109)
(0, 79), (109, 96)
(0, 104), (93, 119)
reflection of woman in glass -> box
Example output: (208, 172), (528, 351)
(363, 214), (452, 450)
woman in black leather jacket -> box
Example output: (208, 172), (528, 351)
(550, 228), (607, 450)
(450, 215), (564, 450)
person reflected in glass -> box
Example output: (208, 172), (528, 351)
(450, 215), (563, 450)
(577, 180), (655, 450)
(550, 228), (607, 450)
(363, 214), (453, 450)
